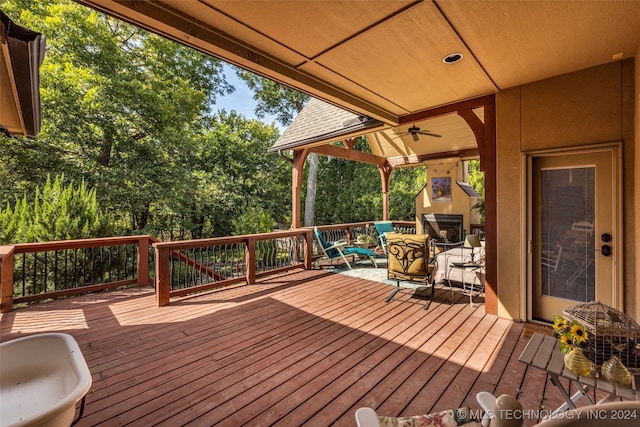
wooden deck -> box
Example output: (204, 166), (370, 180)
(1, 268), (566, 426)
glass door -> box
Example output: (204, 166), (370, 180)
(531, 149), (618, 322)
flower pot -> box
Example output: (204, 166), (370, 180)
(564, 347), (590, 376)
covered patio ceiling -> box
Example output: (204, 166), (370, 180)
(74, 0), (640, 166)
(269, 97), (483, 168)
(76, 1), (640, 126)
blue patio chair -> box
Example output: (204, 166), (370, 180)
(313, 227), (378, 270)
(373, 221), (394, 254)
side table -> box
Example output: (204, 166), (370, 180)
(519, 332), (640, 419)
(447, 261), (484, 305)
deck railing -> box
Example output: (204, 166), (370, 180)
(0, 236), (152, 313)
(153, 229), (314, 306)
(0, 221), (416, 311)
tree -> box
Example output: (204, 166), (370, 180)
(467, 160), (485, 223)
(234, 68), (314, 226)
(313, 138), (426, 224)
(0, 0), (232, 234)
(0, 174), (113, 244)
(169, 111), (289, 239)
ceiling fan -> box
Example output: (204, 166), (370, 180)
(395, 124), (441, 141)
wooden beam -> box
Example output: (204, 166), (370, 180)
(399, 94), (496, 125)
(342, 138), (357, 150)
(457, 109), (486, 167)
(387, 148), (480, 167)
(308, 144), (387, 166)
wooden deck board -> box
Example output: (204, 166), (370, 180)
(0, 268), (562, 426)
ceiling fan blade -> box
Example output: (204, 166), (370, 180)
(417, 131), (442, 138)
(411, 132), (419, 142)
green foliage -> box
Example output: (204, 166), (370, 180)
(0, 1), (436, 243)
(233, 206), (275, 235)
(235, 67), (309, 126)
(0, 0), (232, 237)
(389, 167), (427, 220)
(313, 138), (426, 224)
(0, 174), (113, 243)
(467, 160), (485, 222)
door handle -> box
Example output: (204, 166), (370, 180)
(600, 244), (612, 256)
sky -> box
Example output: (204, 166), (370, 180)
(213, 64), (284, 132)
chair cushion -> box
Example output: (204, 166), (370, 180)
(374, 221), (394, 234)
(386, 233), (429, 278)
(343, 246), (377, 257)
(377, 407), (480, 427)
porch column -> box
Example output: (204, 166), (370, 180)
(482, 101), (497, 315)
(458, 101), (497, 315)
(378, 164), (394, 220)
(291, 149), (309, 229)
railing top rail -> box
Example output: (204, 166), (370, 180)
(12, 235), (152, 254)
(153, 228), (312, 250)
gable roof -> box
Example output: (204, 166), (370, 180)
(269, 98), (385, 152)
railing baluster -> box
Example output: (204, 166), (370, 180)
(182, 250), (188, 289)
(53, 250), (58, 291)
(43, 251), (48, 292)
(63, 249), (68, 290)
(33, 253), (38, 295)
(21, 253), (26, 297)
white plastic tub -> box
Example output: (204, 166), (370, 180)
(0, 333), (92, 427)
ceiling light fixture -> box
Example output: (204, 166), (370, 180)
(443, 53), (463, 64)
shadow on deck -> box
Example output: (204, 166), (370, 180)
(0, 268), (563, 426)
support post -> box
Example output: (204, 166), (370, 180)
(137, 236), (149, 287)
(378, 164), (394, 220)
(482, 101), (498, 314)
(245, 237), (256, 285)
(0, 246), (15, 313)
(155, 246), (171, 307)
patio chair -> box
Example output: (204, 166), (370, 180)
(313, 227), (378, 270)
(476, 392), (640, 427)
(373, 221), (394, 253)
(385, 233), (435, 309)
(355, 406), (481, 427)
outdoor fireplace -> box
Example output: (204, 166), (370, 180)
(422, 214), (464, 243)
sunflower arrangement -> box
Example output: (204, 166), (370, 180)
(553, 314), (589, 353)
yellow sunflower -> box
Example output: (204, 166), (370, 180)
(570, 322), (588, 344)
(560, 333), (575, 348)
(553, 315), (570, 334)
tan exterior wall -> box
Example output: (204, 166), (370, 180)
(496, 59), (637, 321)
(635, 44), (640, 321)
(415, 159), (480, 235)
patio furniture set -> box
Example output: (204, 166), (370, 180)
(313, 222), (486, 310)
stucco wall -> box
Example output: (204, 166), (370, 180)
(496, 59), (636, 321)
(415, 159), (480, 235)
(635, 45), (640, 321)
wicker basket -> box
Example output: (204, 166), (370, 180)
(563, 301), (640, 374)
